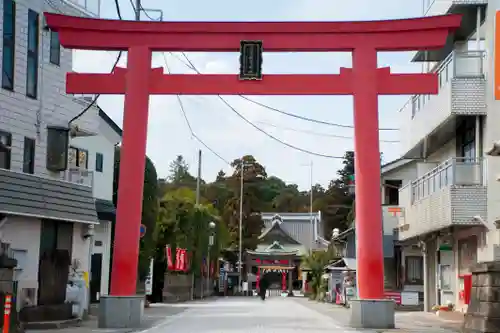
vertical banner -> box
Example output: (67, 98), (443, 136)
(165, 245), (174, 270)
(145, 258), (154, 295)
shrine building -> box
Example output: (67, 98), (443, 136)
(245, 212), (324, 294)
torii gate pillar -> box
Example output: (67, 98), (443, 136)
(45, 12), (460, 330)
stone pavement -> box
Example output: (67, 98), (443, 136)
(294, 297), (462, 333)
(26, 297), (465, 333)
(25, 303), (187, 333)
(149, 296), (363, 332)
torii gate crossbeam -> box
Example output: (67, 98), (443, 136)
(45, 12), (460, 328)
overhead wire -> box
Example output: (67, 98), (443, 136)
(68, 0), (124, 125)
(169, 53), (345, 159)
(162, 53), (232, 166)
(170, 52), (399, 131)
(255, 121), (400, 143)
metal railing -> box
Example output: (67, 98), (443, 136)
(424, 0), (488, 16)
(411, 50), (485, 118)
(403, 157), (484, 203)
(63, 168), (94, 188)
(60, 0), (101, 17)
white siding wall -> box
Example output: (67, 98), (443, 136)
(2, 217), (41, 306)
(0, 0), (99, 179)
(92, 221), (112, 296)
(70, 117), (118, 201)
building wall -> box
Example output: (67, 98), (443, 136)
(0, 0), (99, 179)
(70, 123), (117, 201)
(92, 221), (112, 297)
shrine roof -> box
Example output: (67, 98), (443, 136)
(255, 241), (308, 256)
(246, 249), (298, 256)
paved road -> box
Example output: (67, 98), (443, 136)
(146, 297), (360, 333)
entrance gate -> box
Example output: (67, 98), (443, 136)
(45, 13), (461, 300)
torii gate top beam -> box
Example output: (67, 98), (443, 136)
(45, 13), (461, 52)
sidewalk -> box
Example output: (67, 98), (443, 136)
(293, 298), (463, 333)
(25, 303), (187, 333)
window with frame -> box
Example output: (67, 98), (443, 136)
(95, 152), (103, 172)
(23, 137), (35, 174)
(49, 30), (60, 65)
(2, 0), (16, 91)
(0, 130), (12, 170)
(26, 9), (39, 99)
(68, 147), (88, 169)
(405, 256), (423, 285)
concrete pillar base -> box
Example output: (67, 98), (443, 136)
(98, 295), (144, 329)
(349, 299), (395, 329)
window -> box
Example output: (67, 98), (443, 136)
(49, 30), (60, 65)
(0, 130), (12, 170)
(46, 126), (69, 172)
(23, 137), (35, 174)
(26, 9), (39, 99)
(95, 152), (103, 172)
(68, 147), (88, 169)
(384, 179), (402, 205)
(2, 0), (15, 90)
(405, 256), (423, 285)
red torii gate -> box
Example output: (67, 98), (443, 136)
(45, 14), (460, 302)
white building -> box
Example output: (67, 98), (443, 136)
(0, 0), (115, 312)
(395, 0), (496, 313)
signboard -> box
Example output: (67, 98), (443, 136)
(145, 258), (154, 296)
(140, 224), (147, 238)
(219, 266), (225, 292)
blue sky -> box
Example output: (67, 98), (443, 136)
(72, 0), (424, 189)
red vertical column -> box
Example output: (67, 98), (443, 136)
(110, 46), (152, 296)
(351, 46), (384, 300)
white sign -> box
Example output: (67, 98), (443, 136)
(401, 292), (419, 306)
(145, 258), (154, 296)
(242, 282), (248, 291)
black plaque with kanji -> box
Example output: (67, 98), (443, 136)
(239, 40), (263, 80)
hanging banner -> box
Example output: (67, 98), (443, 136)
(165, 246), (189, 272)
(165, 245), (174, 270)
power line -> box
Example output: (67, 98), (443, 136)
(255, 121), (400, 143)
(162, 53), (231, 166)
(68, 0), (124, 125)
(171, 52), (399, 132)
(173, 53), (346, 159)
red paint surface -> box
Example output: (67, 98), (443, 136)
(44, 12), (460, 299)
(108, 46), (152, 296)
(65, 70), (439, 96)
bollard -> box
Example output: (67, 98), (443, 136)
(3, 294), (11, 333)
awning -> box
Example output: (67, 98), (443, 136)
(0, 169), (98, 224)
(95, 199), (116, 221)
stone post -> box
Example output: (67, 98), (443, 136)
(462, 261), (500, 333)
(287, 268), (294, 297)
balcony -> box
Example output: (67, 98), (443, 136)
(399, 51), (486, 158)
(397, 158), (486, 241)
(416, 0), (487, 62)
(63, 168), (94, 188)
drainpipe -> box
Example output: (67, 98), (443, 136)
(476, 6), (481, 51)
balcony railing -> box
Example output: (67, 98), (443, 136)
(63, 168), (94, 188)
(406, 157), (484, 203)
(60, 0), (101, 17)
(411, 51), (485, 118)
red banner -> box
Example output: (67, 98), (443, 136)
(165, 245), (189, 272)
(384, 291), (401, 305)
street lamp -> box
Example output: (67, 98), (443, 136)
(207, 221), (216, 296)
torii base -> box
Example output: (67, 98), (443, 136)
(98, 295), (144, 329)
(349, 299), (395, 329)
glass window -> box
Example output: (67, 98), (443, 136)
(95, 152), (103, 172)
(0, 130), (12, 170)
(26, 9), (39, 99)
(2, 0), (16, 90)
(69, 146), (88, 169)
(23, 137), (35, 174)
(405, 256), (423, 285)
(49, 31), (60, 65)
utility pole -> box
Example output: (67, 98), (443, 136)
(238, 160), (244, 293)
(135, 0), (141, 21)
(195, 149), (202, 299)
(196, 149), (202, 205)
(309, 161), (314, 255)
